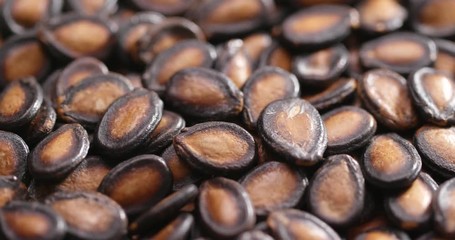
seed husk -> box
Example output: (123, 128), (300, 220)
(360, 32), (437, 75)
(28, 123), (90, 180)
(144, 110), (185, 154)
(57, 73), (134, 128)
(19, 99), (56, 146)
(161, 145), (202, 191)
(0, 130), (28, 179)
(46, 191), (128, 240)
(198, 177), (255, 239)
(98, 154), (172, 217)
(258, 42), (292, 72)
(292, 44), (349, 87)
(357, 0), (407, 35)
(323, 106), (376, 154)
(174, 121), (255, 176)
(143, 39), (216, 94)
(412, 0), (455, 38)
(240, 161), (308, 216)
(0, 77), (44, 131)
(414, 125), (455, 178)
(258, 98), (327, 166)
(358, 68), (420, 130)
(164, 67), (243, 120)
(215, 39), (253, 88)
(304, 77), (357, 111)
(143, 213), (194, 240)
(95, 89), (163, 158)
(408, 67), (455, 126)
(308, 154), (365, 228)
(0, 200), (66, 240)
(363, 133), (422, 188)
(242, 66), (300, 130)
(267, 209), (341, 240)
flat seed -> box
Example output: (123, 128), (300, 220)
(164, 68), (243, 120)
(385, 172), (438, 230)
(0, 34), (52, 85)
(46, 191), (127, 240)
(363, 133), (422, 188)
(0, 201), (66, 240)
(198, 177), (255, 238)
(143, 40), (216, 94)
(240, 161), (308, 216)
(129, 184), (198, 235)
(413, 0), (455, 38)
(40, 14), (114, 60)
(0, 130), (28, 179)
(95, 89), (163, 158)
(161, 145), (202, 191)
(174, 121), (255, 175)
(98, 154), (172, 217)
(28, 123), (89, 180)
(144, 110), (185, 154)
(55, 57), (109, 98)
(304, 77), (357, 111)
(258, 98), (327, 166)
(357, 0), (407, 34)
(358, 69), (420, 130)
(360, 32), (437, 74)
(414, 125), (455, 178)
(282, 4), (352, 49)
(242, 66), (300, 130)
(292, 44), (349, 87)
(0, 77), (43, 130)
(267, 209), (341, 240)
(323, 106), (376, 154)
(19, 99), (57, 146)
(144, 213), (194, 240)
(433, 178), (455, 237)
(308, 154), (365, 228)
(215, 39), (252, 88)
(409, 67), (455, 126)
(58, 73), (134, 128)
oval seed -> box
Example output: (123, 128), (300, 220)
(144, 213), (194, 240)
(433, 178), (455, 237)
(0, 33), (52, 86)
(117, 12), (164, 64)
(46, 191), (127, 240)
(360, 32), (437, 75)
(0, 201), (66, 240)
(58, 73), (134, 128)
(28, 123), (89, 180)
(414, 125), (455, 178)
(215, 39), (252, 88)
(242, 66), (300, 129)
(174, 121), (255, 175)
(0, 77), (43, 130)
(198, 177), (255, 238)
(358, 69), (420, 130)
(129, 0), (193, 15)
(258, 98), (327, 166)
(161, 145), (202, 191)
(267, 209), (341, 240)
(409, 67), (455, 126)
(19, 99), (57, 146)
(164, 68), (243, 120)
(98, 154), (172, 217)
(292, 44), (349, 87)
(353, 227), (411, 240)
(143, 40), (216, 94)
(282, 4), (352, 49)
(385, 172), (438, 230)
(67, 0), (117, 16)
(363, 133), (422, 188)
(258, 42), (292, 72)
(144, 110), (185, 154)
(240, 161), (308, 216)
(304, 77), (357, 111)
(39, 14), (115, 60)
(413, 0), (455, 38)
(0, 176), (26, 207)
(308, 154), (365, 228)
(323, 106), (377, 154)
(0, 130), (28, 179)
(357, 0), (407, 34)
(55, 57), (109, 98)
(130, 184), (198, 235)
(138, 17), (205, 64)
(95, 89), (163, 157)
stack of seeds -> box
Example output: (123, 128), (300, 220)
(0, 0), (454, 239)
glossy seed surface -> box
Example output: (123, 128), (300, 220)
(144, 110), (185, 154)
(305, 77), (357, 111)
(161, 145), (202, 191)
(357, 0), (407, 34)
(0, 130), (28, 179)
